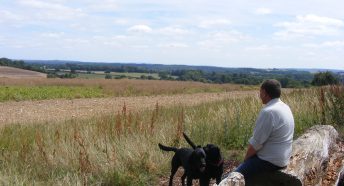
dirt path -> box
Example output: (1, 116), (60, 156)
(0, 91), (257, 126)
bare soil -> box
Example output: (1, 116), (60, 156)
(0, 66), (46, 78)
(0, 91), (256, 126)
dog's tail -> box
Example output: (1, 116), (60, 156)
(158, 143), (178, 152)
(182, 132), (197, 149)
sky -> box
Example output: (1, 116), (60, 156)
(0, 0), (344, 69)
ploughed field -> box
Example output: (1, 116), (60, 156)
(0, 66), (46, 78)
(0, 91), (256, 126)
(0, 78), (252, 125)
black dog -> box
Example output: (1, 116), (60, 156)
(158, 143), (206, 186)
(183, 132), (224, 185)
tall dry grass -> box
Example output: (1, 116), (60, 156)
(318, 85), (344, 127)
(0, 88), (334, 185)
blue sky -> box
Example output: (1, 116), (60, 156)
(0, 0), (343, 69)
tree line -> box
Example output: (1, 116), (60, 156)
(1, 58), (342, 87)
(0, 58), (45, 73)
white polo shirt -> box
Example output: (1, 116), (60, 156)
(249, 98), (294, 167)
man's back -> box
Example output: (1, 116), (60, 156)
(254, 98), (294, 167)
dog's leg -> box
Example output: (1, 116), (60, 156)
(186, 176), (192, 186)
(181, 172), (186, 186)
(169, 166), (178, 186)
(169, 156), (180, 186)
(169, 170), (177, 186)
(200, 177), (210, 186)
(216, 175), (222, 184)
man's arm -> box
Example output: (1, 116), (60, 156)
(246, 110), (274, 161)
(244, 144), (257, 161)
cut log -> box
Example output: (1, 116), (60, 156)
(217, 172), (245, 186)
(335, 166), (344, 186)
(216, 125), (339, 186)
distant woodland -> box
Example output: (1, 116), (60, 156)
(1, 58), (342, 87)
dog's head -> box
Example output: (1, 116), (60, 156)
(190, 145), (207, 172)
(204, 144), (223, 166)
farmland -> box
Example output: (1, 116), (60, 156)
(0, 66), (46, 78)
(77, 71), (161, 79)
(0, 77), (342, 185)
(50, 70), (162, 79)
(0, 78), (247, 101)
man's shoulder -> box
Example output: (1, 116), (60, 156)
(263, 100), (290, 112)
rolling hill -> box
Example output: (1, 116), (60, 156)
(0, 66), (46, 78)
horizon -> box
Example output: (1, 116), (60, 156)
(1, 0), (344, 70)
(22, 58), (344, 71)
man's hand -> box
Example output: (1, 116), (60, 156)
(244, 144), (257, 161)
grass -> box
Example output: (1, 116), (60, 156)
(0, 78), (247, 101)
(0, 87), (334, 185)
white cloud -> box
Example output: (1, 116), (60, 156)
(245, 45), (272, 51)
(198, 19), (231, 28)
(158, 43), (189, 48)
(0, 10), (24, 23)
(131, 45), (149, 49)
(303, 40), (344, 48)
(301, 14), (343, 26)
(91, 35), (130, 48)
(86, 1), (118, 12)
(113, 18), (129, 25)
(157, 26), (190, 35)
(64, 38), (90, 45)
(18, 0), (85, 20)
(128, 24), (152, 33)
(275, 14), (344, 39)
(198, 31), (248, 49)
(255, 8), (272, 15)
(41, 32), (65, 38)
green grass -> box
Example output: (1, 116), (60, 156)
(0, 79), (244, 101)
(0, 88), (330, 185)
(0, 86), (105, 102)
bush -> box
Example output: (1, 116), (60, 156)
(105, 74), (112, 79)
(312, 72), (339, 86)
(318, 85), (344, 126)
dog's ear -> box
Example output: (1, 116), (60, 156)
(183, 132), (197, 149)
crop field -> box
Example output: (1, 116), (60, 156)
(0, 78), (247, 100)
(0, 66), (46, 78)
(80, 71), (161, 79)
(0, 79), (342, 185)
(0, 86), (105, 102)
(50, 70), (161, 79)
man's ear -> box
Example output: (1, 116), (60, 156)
(261, 88), (270, 100)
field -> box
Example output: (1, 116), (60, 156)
(0, 66), (46, 78)
(0, 77), (343, 185)
(77, 71), (161, 79)
(49, 69), (161, 79)
(0, 78), (247, 101)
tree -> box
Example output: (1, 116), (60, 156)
(105, 74), (112, 79)
(312, 72), (339, 86)
(158, 71), (169, 80)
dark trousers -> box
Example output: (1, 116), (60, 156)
(235, 155), (284, 181)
